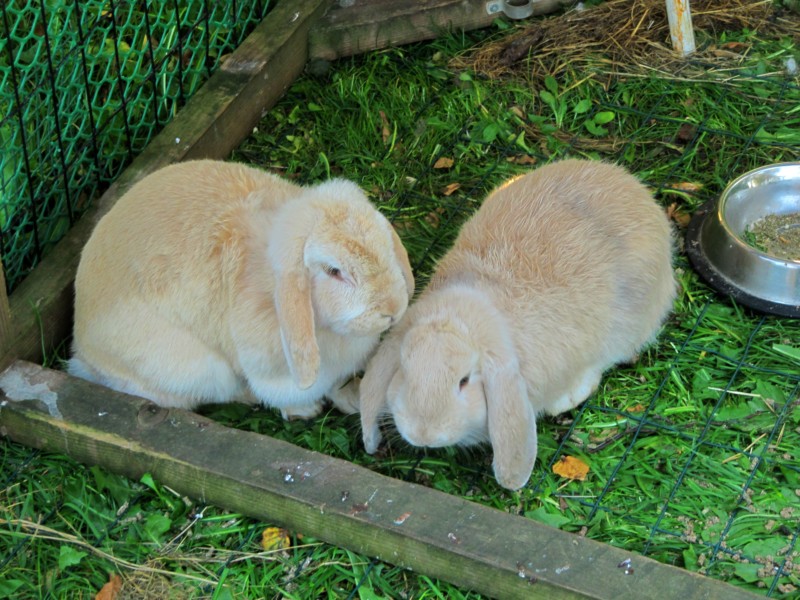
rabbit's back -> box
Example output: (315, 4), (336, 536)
(71, 161), (300, 404)
(76, 161), (294, 337)
(430, 159), (675, 398)
(80, 161), (294, 287)
(441, 160), (668, 279)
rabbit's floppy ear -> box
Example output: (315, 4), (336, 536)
(389, 226), (415, 300)
(272, 222), (320, 390)
(360, 331), (403, 453)
(483, 353), (537, 490)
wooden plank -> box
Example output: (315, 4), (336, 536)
(0, 0), (331, 371)
(0, 360), (761, 600)
(0, 264), (10, 372)
(309, 0), (569, 61)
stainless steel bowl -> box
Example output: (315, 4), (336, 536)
(686, 162), (800, 317)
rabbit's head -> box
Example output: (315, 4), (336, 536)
(270, 179), (414, 389)
(303, 185), (412, 336)
(388, 315), (488, 448)
(361, 287), (538, 490)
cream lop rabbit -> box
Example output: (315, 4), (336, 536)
(69, 159), (414, 418)
(359, 159), (675, 490)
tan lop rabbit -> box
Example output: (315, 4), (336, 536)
(359, 159), (676, 490)
(69, 160), (414, 418)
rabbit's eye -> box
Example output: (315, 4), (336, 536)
(459, 375), (470, 390)
(324, 265), (342, 279)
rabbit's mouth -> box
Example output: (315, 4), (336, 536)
(398, 419), (489, 449)
(395, 419), (462, 449)
(330, 313), (396, 337)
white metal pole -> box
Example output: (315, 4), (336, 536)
(665, 0), (696, 56)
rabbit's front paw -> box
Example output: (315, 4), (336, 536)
(327, 376), (361, 415)
(280, 400), (324, 421)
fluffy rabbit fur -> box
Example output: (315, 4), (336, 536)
(69, 159), (414, 418)
(360, 159), (676, 490)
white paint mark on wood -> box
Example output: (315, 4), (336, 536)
(0, 368), (63, 419)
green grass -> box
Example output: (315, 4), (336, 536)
(3, 5), (800, 599)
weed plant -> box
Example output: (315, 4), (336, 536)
(2, 6), (800, 599)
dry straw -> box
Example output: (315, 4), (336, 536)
(451, 0), (799, 79)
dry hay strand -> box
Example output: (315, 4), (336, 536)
(524, 126), (629, 154)
(117, 566), (193, 600)
(452, 0), (798, 79)
(518, 116), (678, 158)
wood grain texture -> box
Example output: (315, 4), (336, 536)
(0, 0), (330, 371)
(0, 360), (761, 600)
(0, 264), (10, 371)
(309, 0), (570, 60)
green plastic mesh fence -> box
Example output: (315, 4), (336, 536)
(0, 0), (272, 292)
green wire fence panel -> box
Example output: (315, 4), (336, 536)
(0, 0), (272, 292)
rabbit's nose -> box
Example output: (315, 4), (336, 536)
(381, 313), (396, 325)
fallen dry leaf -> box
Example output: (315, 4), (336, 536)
(669, 181), (703, 193)
(666, 202), (691, 228)
(589, 428), (620, 444)
(675, 122), (697, 143)
(509, 105), (525, 119)
(434, 156), (454, 169)
(506, 154), (537, 165)
(392, 219), (412, 232)
(95, 574), (122, 600)
(442, 182), (461, 196)
(720, 41), (749, 52)
(425, 207), (445, 228)
(711, 48), (746, 59)
(261, 527), (291, 551)
(552, 455), (590, 481)
(379, 110), (391, 145)
(627, 403), (646, 413)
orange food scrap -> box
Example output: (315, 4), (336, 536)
(552, 455), (590, 481)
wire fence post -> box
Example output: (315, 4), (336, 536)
(665, 0), (696, 56)
(0, 259), (12, 372)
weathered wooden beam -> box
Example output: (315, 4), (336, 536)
(0, 360), (761, 600)
(309, 0), (571, 61)
(0, 264), (11, 372)
(0, 0), (332, 371)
